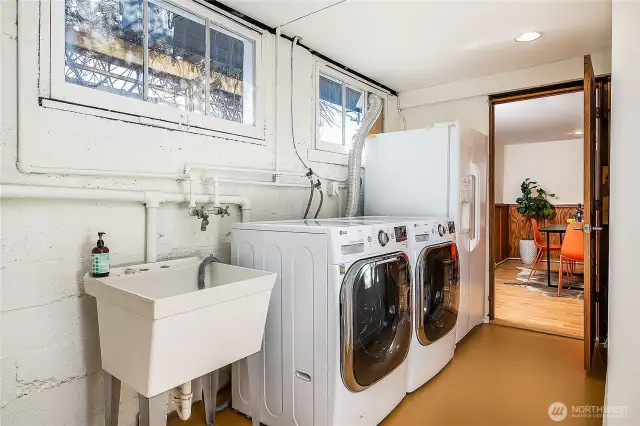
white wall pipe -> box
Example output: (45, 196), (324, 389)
(188, 173), (197, 211)
(0, 184), (249, 209)
(185, 163), (305, 178)
(15, 161), (307, 182)
(145, 198), (160, 263)
(202, 176), (310, 188)
(175, 381), (193, 421)
(15, 162), (188, 181)
(213, 175), (220, 207)
(0, 184), (146, 203)
(0, 184), (252, 225)
(274, 27), (282, 173)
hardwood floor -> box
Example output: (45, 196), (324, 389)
(493, 260), (584, 339)
(168, 325), (604, 426)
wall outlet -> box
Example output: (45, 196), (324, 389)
(327, 180), (339, 197)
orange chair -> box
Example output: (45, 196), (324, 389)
(558, 222), (584, 296)
(528, 218), (562, 282)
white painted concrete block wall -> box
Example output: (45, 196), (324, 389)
(0, 1), (400, 424)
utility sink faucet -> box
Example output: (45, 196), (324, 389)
(198, 254), (219, 290)
(189, 205), (230, 231)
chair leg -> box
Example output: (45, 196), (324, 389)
(558, 256), (563, 297)
(568, 261), (574, 288)
(533, 249), (544, 275)
(528, 250), (544, 281)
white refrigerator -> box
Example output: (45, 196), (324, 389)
(363, 122), (488, 343)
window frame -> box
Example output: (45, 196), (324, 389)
(48, 0), (265, 142)
(314, 62), (387, 155)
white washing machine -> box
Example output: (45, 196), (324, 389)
(360, 217), (459, 393)
(230, 218), (412, 426)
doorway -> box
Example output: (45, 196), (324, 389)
(492, 89), (586, 339)
(487, 56), (610, 371)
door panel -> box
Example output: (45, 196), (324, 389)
(583, 55), (597, 371)
(341, 253), (411, 392)
(415, 243), (460, 345)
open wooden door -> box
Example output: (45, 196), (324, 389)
(583, 55), (608, 372)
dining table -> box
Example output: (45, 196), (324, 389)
(539, 223), (568, 287)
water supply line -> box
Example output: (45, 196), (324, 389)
(345, 93), (383, 217)
(314, 187), (324, 219)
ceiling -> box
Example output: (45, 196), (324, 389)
(219, 0), (611, 92)
(495, 91), (584, 145)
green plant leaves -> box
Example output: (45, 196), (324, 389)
(516, 179), (554, 220)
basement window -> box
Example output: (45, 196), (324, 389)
(315, 68), (384, 155)
(49, 0), (264, 140)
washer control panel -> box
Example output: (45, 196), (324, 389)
(333, 223), (408, 259)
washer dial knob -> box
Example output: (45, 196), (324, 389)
(438, 224), (446, 237)
(378, 230), (390, 246)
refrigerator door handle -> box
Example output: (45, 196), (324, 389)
(469, 164), (481, 252)
(460, 176), (472, 234)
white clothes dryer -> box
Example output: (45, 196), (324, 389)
(360, 216), (459, 393)
(230, 218), (413, 426)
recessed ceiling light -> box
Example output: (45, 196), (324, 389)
(516, 32), (542, 42)
(571, 129), (584, 135)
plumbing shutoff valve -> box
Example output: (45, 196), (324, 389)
(191, 205), (230, 231)
(211, 206), (230, 217)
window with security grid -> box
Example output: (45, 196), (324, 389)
(50, 0), (264, 140)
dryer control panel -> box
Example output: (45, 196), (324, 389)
(411, 219), (455, 245)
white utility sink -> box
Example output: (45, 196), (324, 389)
(84, 257), (276, 397)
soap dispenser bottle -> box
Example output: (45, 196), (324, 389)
(91, 232), (110, 277)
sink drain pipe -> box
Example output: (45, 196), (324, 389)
(175, 381), (193, 421)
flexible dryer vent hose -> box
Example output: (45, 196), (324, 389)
(345, 93), (383, 217)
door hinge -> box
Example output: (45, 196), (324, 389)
(596, 107), (602, 119)
(583, 224), (591, 233)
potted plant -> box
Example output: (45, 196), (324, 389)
(515, 178), (554, 264)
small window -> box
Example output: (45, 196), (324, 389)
(316, 70), (383, 154)
(57, 0), (262, 139)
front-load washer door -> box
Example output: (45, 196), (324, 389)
(416, 242), (460, 346)
(341, 252), (411, 392)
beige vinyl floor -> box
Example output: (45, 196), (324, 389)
(169, 324), (604, 426)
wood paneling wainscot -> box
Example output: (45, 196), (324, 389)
(506, 204), (579, 259)
(494, 204), (510, 263)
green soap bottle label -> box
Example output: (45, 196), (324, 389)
(92, 253), (110, 275)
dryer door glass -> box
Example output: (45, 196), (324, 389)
(416, 242), (460, 346)
(341, 253), (411, 392)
